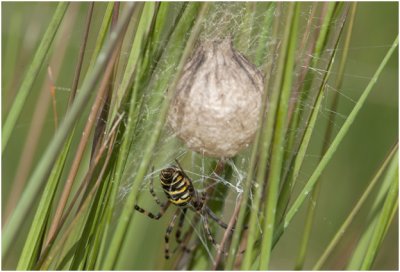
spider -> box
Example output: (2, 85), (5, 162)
(134, 160), (233, 259)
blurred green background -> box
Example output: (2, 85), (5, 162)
(2, 2), (398, 269)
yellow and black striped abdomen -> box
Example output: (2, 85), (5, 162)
(160, 166), (193, 206)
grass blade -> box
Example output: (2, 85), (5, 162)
(2, 4), (135, 258)
(16, 134), (74, 270)
(101, 3), (209, 269)
(313, 143), (398, 269)
(258, 3), (299, 269)
(359, 151), (398, 269)
(274, 35), (398, 245)
(294, 4), (355, 268)
(2, 3), (69, 151)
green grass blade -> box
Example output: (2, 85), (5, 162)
(87, 2), (114, 71)
(69, 3), (155, 269)
(2, 2), (69, 152)
(359, 152), (398, 269)
(16, 133), (74, 270)
(101, 3), (208, 269)
(253, 3), (274, 66)
(276, 3), (347, 223)
(346, 143), (398, 270)
(313, 143), (398, 269)
(294, 4), (355, 268)
(274, 35), (398, 244)
(108, 2), (155, 130)
(286, 2), (337, 139)
(1, 4), (135, 258)
(258, 3), (299, 269)
(237, 3), (290, 269)
(95, 4), (157, 266)
(347, 143), (398, 270)
(224, 5), (276, 267)
(293, 44), (338, 270)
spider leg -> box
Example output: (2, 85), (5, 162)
(174, 159), (193, 182)
(149, 167), (163, 207)
(175, 208), (187, 244)
(203, 211), (227, 255)
(205, 206), (229, 229)
(165, 209), (180, 259)
(134, 168), (171, 219)
(134, 201), (171, 220)
(173, 208), (194, 254)
(205, 206), (248, 231)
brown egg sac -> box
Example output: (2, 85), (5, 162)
(168, 39), (264, 158)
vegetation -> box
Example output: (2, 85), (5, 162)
(2, 2), (398, 270)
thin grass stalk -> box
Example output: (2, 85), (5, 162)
(284, 2), (338, 162)
(253, 3), (274, 67)
(348, 190), (399, 270)
(34, 45), (123, 269)
(87, 2), (114, 71)
(2, 3), (69, 152)
(91, 1), (120, 143)
(68, 2), (94, 106)
(258, 3), (299, 269)
(101, 4), (209, 269)
(16, 135), (74, 270)
(313, 142), (398, 270)
(288, 3), (318, 116)
(273, 35), (399, 246)
(68, 177), (109, 269)
(224, 4), (277, 270)
(359, 153), (398, 269)
(92, 4), (155, 268)
(292, 47), (339, 269)
(44, 7), (129, 248)
(36, 120), (121, 269)
(1, 3), (135, 258)
(347, 142), (399, 269)
(107, 2), (153, 131)
(71, 55), (124, 260)
(295, 4), (357, 269)
(383, 199), (398, 237)
(286, 2), (336, 130)
(87, 2), (123, 195)
(147, 3), (187, 75)
(346, 208), (381, 268)
(61, 46), (123, 270)
(236, 2), (255, 53)
(213, 194), (243, 269)
(229, 4), (280, 269)
(96, 4), (177, 268)
(84, 167), (117, 270)
(95, 30), (151, 271)
(276, 3), (344, 224)
(4, 6), (77, 220)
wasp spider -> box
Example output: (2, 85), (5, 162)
(134, 160), (233, 259)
